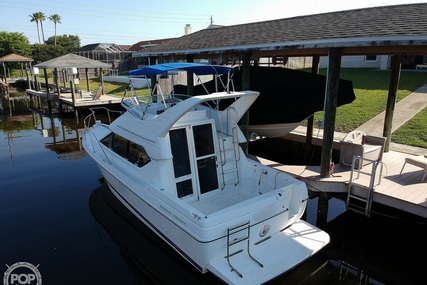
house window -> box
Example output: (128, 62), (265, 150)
(365, 55), (377, 61)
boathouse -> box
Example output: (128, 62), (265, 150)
(130, 3), (427, 218)
(131, 3), (427, 175)
(28, 54), (121, 116)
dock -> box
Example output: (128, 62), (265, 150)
(26, 89), (122, 113)
(255, 150), (426, 219)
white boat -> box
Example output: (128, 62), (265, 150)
(103, 76), (150, 89)
(83, 63), (329, 285)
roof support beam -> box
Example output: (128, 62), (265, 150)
(383, 55), (402, 152)
(241, 53), (251, 154)
(305, 56), (320, 162)
(320, 48), (342, 178)
(186, 55), (194, 96)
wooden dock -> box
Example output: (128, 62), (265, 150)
(26, 89), (122, 109)
(254, 150), (427, 219)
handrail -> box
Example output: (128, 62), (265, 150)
(274, 171), (289, 190)
(84, 107), (123, 130)
(349, 155), (383, 188)
(83, 107), (123, 165)
(347, 155), (384, 216)
(84, 130), (112, 164)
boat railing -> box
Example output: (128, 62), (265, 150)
(83, 107), (123, 164)
(84, 127), (113, 164)
(84, 107), (123, 130)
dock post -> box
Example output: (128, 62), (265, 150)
(316, 192), (329, 228)
(70, 80), (79, 119)
(305, 56), (320, 163)
(44, 68), (52, 115)
(383, 55), (402, 152)
(85, 68), (90, 92)
(320, 48), (342, 178)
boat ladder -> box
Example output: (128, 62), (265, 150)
(226, 221), (263, 278)
(346, 155), (383, 217)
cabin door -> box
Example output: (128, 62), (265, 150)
(169, 122), (219, 202)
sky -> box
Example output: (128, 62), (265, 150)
(1, 0), (426, 47)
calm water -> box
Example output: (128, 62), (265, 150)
(1, 97), (426, 285)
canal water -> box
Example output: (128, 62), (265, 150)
(1, 97), (426, 285)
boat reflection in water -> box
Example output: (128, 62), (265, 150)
(89, 181), (221, 284)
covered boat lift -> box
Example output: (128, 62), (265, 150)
(131, 3), (427, 178)
(29, 54), (117, 116)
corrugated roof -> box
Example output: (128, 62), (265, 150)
(0, 53), (33, 62)
(135, 3), (427, 56)
(34, 53), (111, 68)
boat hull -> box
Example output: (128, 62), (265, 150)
(94, 163), (329, 284)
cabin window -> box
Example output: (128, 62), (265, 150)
(176, 179), (193, 198)
(193, 123), (219, 194)
(193, 124), (215, 156)
(197, 156), (219, 194)
(170, 129), (191, 177)
(100, 133), (151, 167)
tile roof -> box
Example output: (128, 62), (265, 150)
(136, 3), (427, 56)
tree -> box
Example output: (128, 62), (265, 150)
(0, 32), (32, 57)
(29, 12), (41, 44)
(37, 12), (47, 43)
(0, 32), (32, 70)
(48, 14), (61, 45)
(31, 44), (66, 63)
(29, 12), (46, 43)
(45, 34), (80, 53)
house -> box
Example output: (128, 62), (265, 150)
(74, 43), (132, 72)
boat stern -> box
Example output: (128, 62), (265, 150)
(207, 220), (330, 285)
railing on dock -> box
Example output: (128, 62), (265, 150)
(346, 155), (383, 217)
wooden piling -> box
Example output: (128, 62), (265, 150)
(320, 48), (342, 178)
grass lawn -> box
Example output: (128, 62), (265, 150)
(312, 68), (427, 148)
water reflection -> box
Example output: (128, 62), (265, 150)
(323, 209), (426, 285)
(1, 94), (86, 160)
(89, 181), (220, 284)
(1, 91), (426, 284)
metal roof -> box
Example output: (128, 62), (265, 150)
(76, 43), (127, 53)
(133, 3), (427, 58)
(34, 53), (111, 69)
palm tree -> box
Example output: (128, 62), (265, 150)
(48, 14), (61, 45)
(36, 12), (47, 44)
(29, 12), (41, 44)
